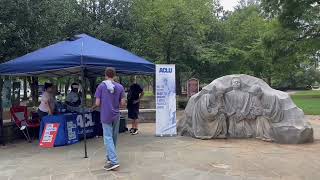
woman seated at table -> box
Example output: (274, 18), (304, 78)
(38, 83), (55, 120)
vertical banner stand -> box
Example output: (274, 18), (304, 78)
(155, 64), (177, 137)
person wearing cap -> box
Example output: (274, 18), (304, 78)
(66, 83), (82, 110)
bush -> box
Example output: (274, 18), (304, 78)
(177, 99), (188, 109)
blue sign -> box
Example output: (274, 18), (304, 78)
(159, 67), (173, 73)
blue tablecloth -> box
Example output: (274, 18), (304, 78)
(39, 111), (127, 147)
(39, 112), (96, 147)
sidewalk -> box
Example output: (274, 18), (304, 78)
(0, 118), (319, 180)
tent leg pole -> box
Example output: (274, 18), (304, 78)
(81, 68), (88, 158)
(0, 76), (4, 146)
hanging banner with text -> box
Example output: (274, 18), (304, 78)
(156, 64), (177, 136)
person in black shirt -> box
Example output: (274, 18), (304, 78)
(127, 76), (144, 135)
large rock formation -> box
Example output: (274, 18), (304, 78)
(177, 74), (313, 144)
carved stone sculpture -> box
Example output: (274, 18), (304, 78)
(177, 74), (313, 144)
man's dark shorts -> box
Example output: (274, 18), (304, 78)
(127, 103), (139, 119)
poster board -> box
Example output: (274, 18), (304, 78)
(39, 123), (60, 148)
(156, 64), (177, 136)
(187, 78), (199, 97)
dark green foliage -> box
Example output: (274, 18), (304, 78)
(0, 0), (318, 90)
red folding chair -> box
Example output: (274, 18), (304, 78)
(10, 106), (40, 142)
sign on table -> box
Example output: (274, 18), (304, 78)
(39, 123), (60, 148)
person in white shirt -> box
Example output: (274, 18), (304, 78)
(38, 83), (55, 120)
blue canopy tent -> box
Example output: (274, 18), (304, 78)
(0, 34), (155, 157)
(0, 34), (155, 77)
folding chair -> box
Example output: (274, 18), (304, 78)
(10, 106), (40, 142)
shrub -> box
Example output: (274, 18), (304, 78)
(177, 99), (188, 109)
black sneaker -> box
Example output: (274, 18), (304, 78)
(131, 128), (139, 135)
(104, 163), (120, 171)
(129, 128), (135, 134)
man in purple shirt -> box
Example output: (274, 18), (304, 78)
(92, 67), (125, 171)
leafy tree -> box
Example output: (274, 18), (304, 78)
(0, 0), (82, 62)
(261, 0), (319, 39)
(130, 0), (218, 93)
(0, 0), (319, 92)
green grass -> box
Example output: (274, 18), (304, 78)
(291, 90), (320, 115)
(144, 91), (154, 97)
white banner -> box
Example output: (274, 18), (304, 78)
(156, 64), (177, 136)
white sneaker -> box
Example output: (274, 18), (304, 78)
(131, 129), (139, 135)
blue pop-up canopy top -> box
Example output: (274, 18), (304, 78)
(0, 34), (155, 77)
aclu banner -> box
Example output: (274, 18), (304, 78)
(156, 64), (177, 136)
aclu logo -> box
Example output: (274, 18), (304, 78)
(159, 67), (172, 73)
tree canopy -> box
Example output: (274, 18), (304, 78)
(0, 0), (319, 92)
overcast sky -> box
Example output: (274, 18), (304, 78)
(220, 0), (239, 11)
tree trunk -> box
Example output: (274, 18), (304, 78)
(166, 47), (171, 64)
(152, 75), (156, 96)
(147, 78), (151, 92)
(28, 77), (39, 106)
(89, 78), (97, 105)
(267, 77), (272, 87)
(176, 68), (182, 95)
(59, 83), (62, 93)
(23, 77), (28, 100)
(64, 78), (71, 98)
(80, 78), (88, 106)
(35, 77), (39, 105)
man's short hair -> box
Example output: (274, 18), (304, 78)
(44, 82), (53, 90)
(105, 67), (116, 78)
(71, 83), (79, 89)
(71, 82), (79, 86)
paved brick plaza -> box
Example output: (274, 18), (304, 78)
(0, 116), (319, 180)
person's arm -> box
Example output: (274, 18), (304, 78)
(139, 91), (144, 100)
(91, 84), (101, 111)
(133, 85), (144, 104)
(44, 100), (54, 115)
(139, 85), (144, 100)
(120, 87), (126, 108)
(120, 97), (126, 109)
(91, 98), (101, 110)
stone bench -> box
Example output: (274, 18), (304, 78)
(120, 109), (155, 123)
